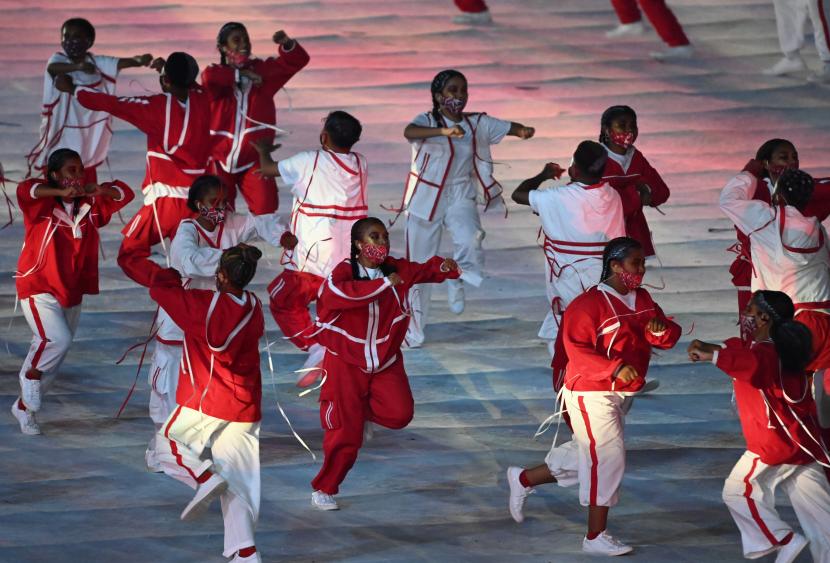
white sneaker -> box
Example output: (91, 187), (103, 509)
(775, 533), (808, 563)
(231, 552), (262, 563)
(180, 472), (227, 520)
(297, 343), (326, 388)
(582, 531), (633, 556)
(763, 55), (806, 76)
(145, 447), (164, 473)
(506, 467), (535, 523)
(311, 490), (339, 511)
(651, 45), (694, 61)
(11, 400), (41, 436)
(807, 63), (830, 83)
(605, 21), (645, 38)
(447, 279), (465, 315)
(20, 376), (42, 412)
(452, 10), (492, 25)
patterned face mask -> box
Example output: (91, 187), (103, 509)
(225, 50), (250, 68)
(59, 177), (84, 191)
(608, 130), (636, 149)
(200, 205), (226, 224)
(62, 37), (89, 59)
(360, 242), (388, 264)
(442, 96), (466, 115)
(616, 269), (644, 290)
(740, 314), (758, 337)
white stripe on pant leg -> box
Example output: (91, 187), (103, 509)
(780, 463), (830, 562)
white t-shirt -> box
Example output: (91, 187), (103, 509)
(599, 282), (637, 310)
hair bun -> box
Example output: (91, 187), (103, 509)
(241, 245), (262, 263)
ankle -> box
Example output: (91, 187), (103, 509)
(196, 470), (213, 484)
(25, 368), (42, 381)
(586, 528), (605, 540)
(779, 532), (793, 545)
(237, 546), (257, 557)
(17, 398), (26, 411)
(519, 469), (532, 488)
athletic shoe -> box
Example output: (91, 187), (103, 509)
(20, 376), (42, 412)
(231, 552), (262, 563)
(452, 10), (492, 25)
(180, 472), (227, 521)
(650, 45), (694, 61)
(312, 490), (339, 511)
(506, 467), (535, 523)
(145, 447), (164, 473)
(11, 400), (41, 436)
(763, 55), (806, 76)
(582, 531), (633, 556)
(447, 279), (465, 315)
(807, 63), (830, 83)
(297, 344), (326, 388)
(605, 22), (645, 38)
(775, 533), (808, 563)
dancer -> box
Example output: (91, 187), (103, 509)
(401, 69), (535, 347)
(763, 0), (830, 82)
(688, 290), (830, 562)
(12, 148), (134, 434)
(605, 0), (694, 60)
(253, 110), (367, 386)
(452, 0), (492, 24)
(151, 245), (265, 563)
(505, 237), (681, 556)
(27, 17), (153, 183)
(511, 140), (625, 358)
(599, 105), (670, 258)
(203, 23), (309, 214)
(309, 217), (460, 510)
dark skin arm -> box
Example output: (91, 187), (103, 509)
(511, 163), (564, 205)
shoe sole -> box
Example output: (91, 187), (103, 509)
(582, 546), (633, 556)
(181, 479), (228, 521)
(10, 403), (42, 435)
(312, 498), (340, 511)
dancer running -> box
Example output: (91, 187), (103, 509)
(203, 22), (309, 214)
(27, 17), (153, 183)
(309, 217), (460, 510)
(401, 69), (535, 347)
(599, 105), (670, 259)
(763, 0), (830, 82)
(605, 0), (693, 60)
(505, 237), (681, 556)
(151, 245), (266, 563)
(253, 110), (367, 386)
(12, 148), (134, 434)
(689, 290), (830, 562)
(511, 140), (625, 359)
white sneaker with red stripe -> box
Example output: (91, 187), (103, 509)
(582, 531), (633, 556)
(180, 472), (227, 521)
(312, 490), (339, 511)
(775, 533), (808, 563)
(231, 551), (262, 563)
(20, 376), (42, 412)
(11, 400), (41, 436)
(506, 466), (535, 523)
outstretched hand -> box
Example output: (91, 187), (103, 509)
(440, 258), (460, 273)
(515, 125), (535, 140)
(134, 54), (153, 67)
(149, 57), (166, 73)
(687, 340), (718, 363)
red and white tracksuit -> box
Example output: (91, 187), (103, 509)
(714, 338), (830, 561)
(528, 180), (625, 356)
(402, 111), (511, 346)
(14, 178), (134, 406)
(145, 212), (289, 457)
(719, 171), (830, 369)
(267, 149), (368, 350)
(310, 256), (460, 494)
(601, 145), (670, 258)
(149, 268), (264, 558)
(454, 0), (488, 12)
(203, 42), (310, 215)
(544, 285), (680, 507)
(27, 52), (121, 183)
(610, 0), (690, 47)
(772, 0), (830, 61)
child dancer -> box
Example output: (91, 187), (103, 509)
(143, 175), (295, 470)
(401, 69), (535, 347)
(309, 217), (460, 510)
(253, 111), (367, 386)
(599, 105), (670, 259)
(506, 237), (680, 556)
(689, 291), (830, 562)
(203, 22), (309, 215)
(511, 140), (625, 359)
(27, 17), (153, 183)
(151, 245), (266, 563)
(12, 148), (134, 434)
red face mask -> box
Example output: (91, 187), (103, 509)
(617, 269), (643, 290)
(609, 130), (636, 149)
(360, 243), (388, 264)
(225, 50), (250, 68)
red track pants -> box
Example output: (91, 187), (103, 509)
(454, 0), (488, 13)
(610, 0), (690, 46)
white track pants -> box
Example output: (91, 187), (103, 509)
(723, 451), (830, 561)
(18, 293), (82, 402)
(539, 257), (603, 345)
(546, 390), (627, 507)
(405, 182), (485, 346)
(157, 406), (261, 558)
(773, 0), (830, 61)
(146, 341), (182, 457)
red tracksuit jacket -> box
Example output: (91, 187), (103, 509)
(315, 257), (460, 372)
(602, 148), (670, 257)
(15, 178), (135, 308)
(149, 268), (264, 422)
(202, 42), (310, 174)
(562, 285), (681, 393)
(716, 338), (829, 466)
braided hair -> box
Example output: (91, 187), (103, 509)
(349, 217), (396, 280)
(219, 244), (262, 289)
(187, 174), (223, 212)
(430, 69), (466, 126)
(216, 22), (247, 65)
(755, 138), (796, 179)
(46, 148), (81, 188)
(776, 168), (814, 210)
(599, 105), (636, 145)
(600, 236), (642, 283)
(753, 290), (813, 372)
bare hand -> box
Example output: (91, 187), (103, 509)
(83, 182), (102, 195)
(615, 364), (639, 384)
(150, 57), (166, 73)
(637, 182), (652, 206)
(240, 69), (263, 85)
(280, 232), (298, 250)
(272, 30), (292, 45)
(251, 138), (281, 155)
(58, 184), (82, 198)
(687, 340), (719, 363)
(443, 125), (465, 138)
(542, 162), (565, 180)
(647, 317), (666, 334)
(134, 53), (153, 66)
(387, 273), (404, 286)
(516, 126), (535, 140)
(440, 258), (459, 273)
(54, 74), (76, 94)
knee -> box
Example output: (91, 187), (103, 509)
(49, 330), (74, 355)
(722, 478), (742, 504)
(384, 401), (414, 430)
